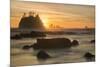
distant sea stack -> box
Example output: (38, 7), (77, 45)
(19, 12), (45, 31)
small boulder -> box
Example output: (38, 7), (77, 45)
(22, 45), (31, 50)
(84, 52), (95, 61)
(37, 50), (51, 60)
(71, 40), (79, 46)
(90, 40), (95, 44)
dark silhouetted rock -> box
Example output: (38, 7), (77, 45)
(90, 40), (95, 43)
(19, 12), (45, 30)
(22, 45), (31, 50)
(30, 31), (46, 37)
(32, 38), (72, 49)
(11, 34), (22, 40)
(71, 40), (79, 46)
(84, 52), (95, 61)
(20, 31), (46, 38)
(18, 12), (46, 38)
(37, 50), (51, 60)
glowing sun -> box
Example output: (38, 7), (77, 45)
(41, 17), (49, 28)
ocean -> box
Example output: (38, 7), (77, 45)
(11, 31), (95, 66)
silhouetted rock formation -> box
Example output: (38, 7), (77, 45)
(32, 38), (72, 49)
(11, 31), (46, 39)
(37, 50), (51, 60)
(11, 34), (22, 40)
(20, 31), (46, 38)
(84, 52), (95, 61)
(90, 40), (95, 44)
(19, 12), (45, 31)
(71, 40), (79, 46)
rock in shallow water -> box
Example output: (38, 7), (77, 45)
(37, 50), (51, 60)
(71, 40), (79, 46)
(90, 40), (95, 44)
(32, 38), (72, 49)
(11, 34), (22, 40)
(22, 45), (31, 50)
(84, 52), (95, 61)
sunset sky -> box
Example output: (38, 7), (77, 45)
(11, 0), (95, 29)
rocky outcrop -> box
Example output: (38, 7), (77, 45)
(11, 34), (22, 40)
(22, 38), (79, 49)
(11, 30), (46, 39)
(20, 31), (46, 38)
(32, 38), (72, 49)
(19, 12), (45, 31)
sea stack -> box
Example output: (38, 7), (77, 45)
(19, 12), (45, 31)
